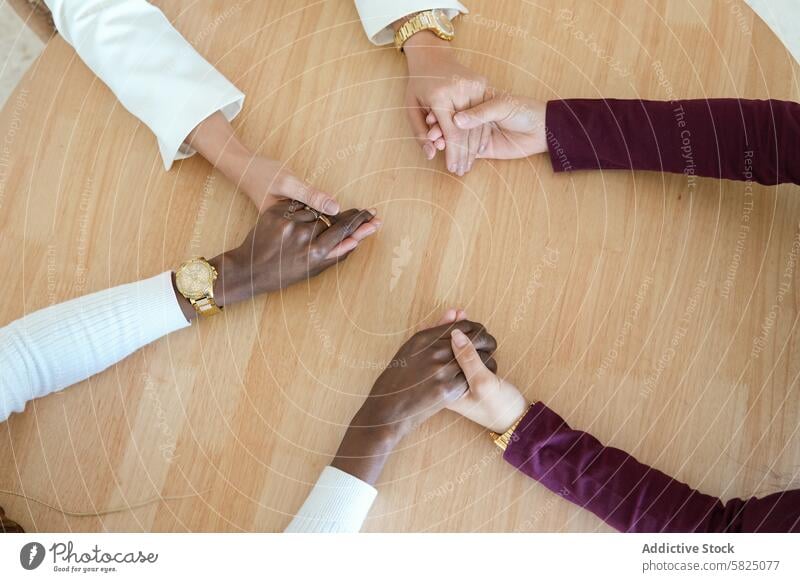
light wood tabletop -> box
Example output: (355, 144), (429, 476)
(0, 0), (798, 532)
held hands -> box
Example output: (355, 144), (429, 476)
(447, 319), (529, 433)
(403, 32), (489, 176)
(332, 309), (497, 484)
(209, 200), (380, 309)
(427, 94), (548, 162)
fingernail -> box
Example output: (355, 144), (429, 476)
(323, 200), (339, 214)
(367, 207), (377, 216)
(454, 113), (468, 127)
(423, 144), (435, 159)
(448, 164), (457, 173)
(451, 329), (468, 347)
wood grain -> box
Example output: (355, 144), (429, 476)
(0, 0), (798, 532)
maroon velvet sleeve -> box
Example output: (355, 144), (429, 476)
(504, 402), (800, 532)
(545, 98), (800, 186)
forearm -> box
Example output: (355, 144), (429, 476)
(0, 272), (190, 422)
(285, 414), (399, 533)
(545, 98), (800, 185)
(504, 402), (800, 532)
(185, 111), (253, 184)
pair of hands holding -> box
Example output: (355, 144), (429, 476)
(333, 309), (529, 486)
(190, 26), (550, 225)
(177, 111), (381, 319)
(402, 31), (549, 174)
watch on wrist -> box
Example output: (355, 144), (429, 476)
(394, 9), (455, 51)
(175, 257), (222, 318)
(489, 403), (534, 451)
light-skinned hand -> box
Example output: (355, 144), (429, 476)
(401, 31), (489, 176)
(186, 111), (340, 215)
(426, 94), (548, 162)
(446, 325), (529, 433)
(331, 309), (497, 485)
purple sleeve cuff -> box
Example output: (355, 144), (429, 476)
(545, 98), (800, 185)
(503, 402), (800, 532)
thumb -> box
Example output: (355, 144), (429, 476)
(453, 99), (511, 129)
(283, 176), (340, 215)
(450, 329), (490, 385)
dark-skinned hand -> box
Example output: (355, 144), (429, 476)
(175, 200), (381, 320)
(332, 309), (497, 485)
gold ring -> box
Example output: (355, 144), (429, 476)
(304, 205), (332, 228)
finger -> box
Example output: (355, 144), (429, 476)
(325, 238), (358, 260)
(464, 325), (497, 354)
(466, 99), (482, 173)
(349, 217), (382, 242)
(424, 319), (488, 345)
(315, 208), (376, 254)
(478, 123), (492, 158)
(426, 111), (437, 126)
(407, 94), (436, 160)
(274, 199), (316, 223)
(482, 354), (498, 374)
(465, 96), (484, 172)
(434, 138), (446, 151)
(453, 98), (512, 130)
(426, 125), (443, 142)
(436, 308), (459, 326)
(450, 329), (492, 385)
(324, 217), (381, 260)
(455, 309), (467, 321)
(282, 175), (340, 215)
(431, 104), (464, 175)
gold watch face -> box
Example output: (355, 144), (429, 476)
(432, 9), (455, 35)
(176, 259), (215, 300)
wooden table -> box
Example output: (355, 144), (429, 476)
(1, 0), (798, 532)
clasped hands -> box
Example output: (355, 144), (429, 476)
(402, 31), (548, 174)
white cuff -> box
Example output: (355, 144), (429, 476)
(132, 271), (193, 334)
(159, 91), (245, 170)
(284, 466), (377, 533)
(354, 0), (468, 45)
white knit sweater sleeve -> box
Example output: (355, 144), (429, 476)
(0, 272), (190, 422)
(44, 0), (245, 170)
(284, 466), (377, 533)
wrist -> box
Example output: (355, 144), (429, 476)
(186, 111), (252, 179)
(208, 252), (252, 308)
(402, 30), (451, 59)
(331, 421), (403, 486)
(490, 393), (530, 434)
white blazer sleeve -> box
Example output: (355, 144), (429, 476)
(284, 466), (377, 533)
(44, 0), (245, 170)
(0, 272), (190, 423)
(354, 0), (468, 45)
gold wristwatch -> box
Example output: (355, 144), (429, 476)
(175, 257), (222, 318)
(489, 404), (534, 451)
(394, 9), (455, 51)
